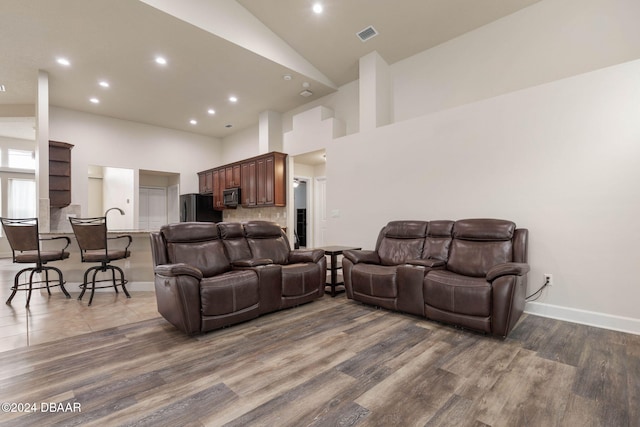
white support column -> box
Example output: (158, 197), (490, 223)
(359, 51), (391, 132)
(259, 110), (283, 153)
(36, 70), (50, 232)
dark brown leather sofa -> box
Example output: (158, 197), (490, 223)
(342, 219), (529, 337)
(150, 221), (326, 334)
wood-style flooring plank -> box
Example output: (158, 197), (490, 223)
(0, 298), (639, 426)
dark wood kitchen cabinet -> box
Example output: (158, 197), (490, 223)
(198, 169), (213, 194)
(49, 140), (74, 208)
(212, 168), (226, 210)
(225, 164), (241, 189)
(199, 151), (286, 211)
(256, 152), (286, 207)
(241, 160), (256, 207)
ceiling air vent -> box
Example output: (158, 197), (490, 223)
(357, 26), (378, 42)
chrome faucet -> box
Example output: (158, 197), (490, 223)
(104, 208), (125, 228)
(104, 207), (125, 217)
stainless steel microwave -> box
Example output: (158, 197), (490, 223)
(223, 188), (240, 208)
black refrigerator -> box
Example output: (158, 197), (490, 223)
(180, 193), (222, 222)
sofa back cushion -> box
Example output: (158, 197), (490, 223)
(447, 219), (515, 277)
(422, 220), (454, 261)
(160, 222), (231, 277)
(244, 221), (290, 264)
(218, 222), (253, 262)
(376, 221), (428, 266)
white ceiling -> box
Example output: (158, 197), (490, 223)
(0, 0), (541, 140)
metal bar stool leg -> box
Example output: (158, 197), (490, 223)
(26, 270), (38, 307)
(110, 266), (119, 294)
(88, 268), (100, 306)
(5, 268), (27, 305)
(78, 267), (92, 301)
(50, 266), (71, 298)
(43, 269), (52, 295)
(114, 265), (131, 298)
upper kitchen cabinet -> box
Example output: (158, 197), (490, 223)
(198, 169), (213, 194)
(49, 140), (74, 208)
(199, 151), (287, 210)
(225, 164), (241, 189)
(212, 168), (225, 210)
(255, 152), (286, 207)
(241, 160), (256, 207)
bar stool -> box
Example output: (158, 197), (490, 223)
(1, 217), (71, 306)
(69, 216), (132, 306)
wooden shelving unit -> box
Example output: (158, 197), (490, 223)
(49, 140), (74, 208)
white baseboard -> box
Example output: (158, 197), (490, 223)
(525, 301), (640, 336)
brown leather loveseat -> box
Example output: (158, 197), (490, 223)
(342, 219), (529, 337)
(150, 220), (326, 334)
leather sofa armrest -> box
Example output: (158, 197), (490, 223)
(233, 258), (273, 268)
(154, 263), (203, 280)
(289, 249), (325, 264)
(406, 258), (445, 268)
(486, 262), (530, 282)
(343, 250), (380, 265)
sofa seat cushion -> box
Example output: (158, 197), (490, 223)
(424, 270), (491, 317)
(200, 270), (259, 316)
(282, 263), (321, 297)
(352, 264), (398, 298)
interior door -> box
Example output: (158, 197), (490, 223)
(139, 187), (167, 230)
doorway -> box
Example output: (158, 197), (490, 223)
(292, 149), (327, 249)
(293, 178), (309, 248)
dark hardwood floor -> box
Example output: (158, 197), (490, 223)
(0, 295), (638, 426)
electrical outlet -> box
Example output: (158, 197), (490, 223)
(544, 273), (553, 286)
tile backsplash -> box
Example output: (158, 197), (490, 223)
(50, 204), (82, 233)
(222, 206), (287, 228)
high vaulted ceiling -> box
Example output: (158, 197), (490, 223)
(0, 0), (541, 139)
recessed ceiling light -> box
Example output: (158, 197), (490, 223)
(98, 80), (110, 88)
(229, 96), (238, 103)
(189, 119), (197, 125)
(207, 109), (216, 115)
(89, 97), (100, 104)
(312, 3), (323, 14)
(283, 74), (292, 81)
(56, 57), (71, 66)
(0, 85), (5, 92)
(155, 56), (167, 65)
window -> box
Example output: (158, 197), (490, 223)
(8, 179), (36, 218)
(8, 149), (36, 170)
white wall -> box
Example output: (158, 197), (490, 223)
(282, 80), (359, 136)
(221, 124), (260, 164)
(393, 0), (640, 122)
(278, 0), (640, 333)
(49, 106), (222, 218)
(326, 58), (640, 331)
